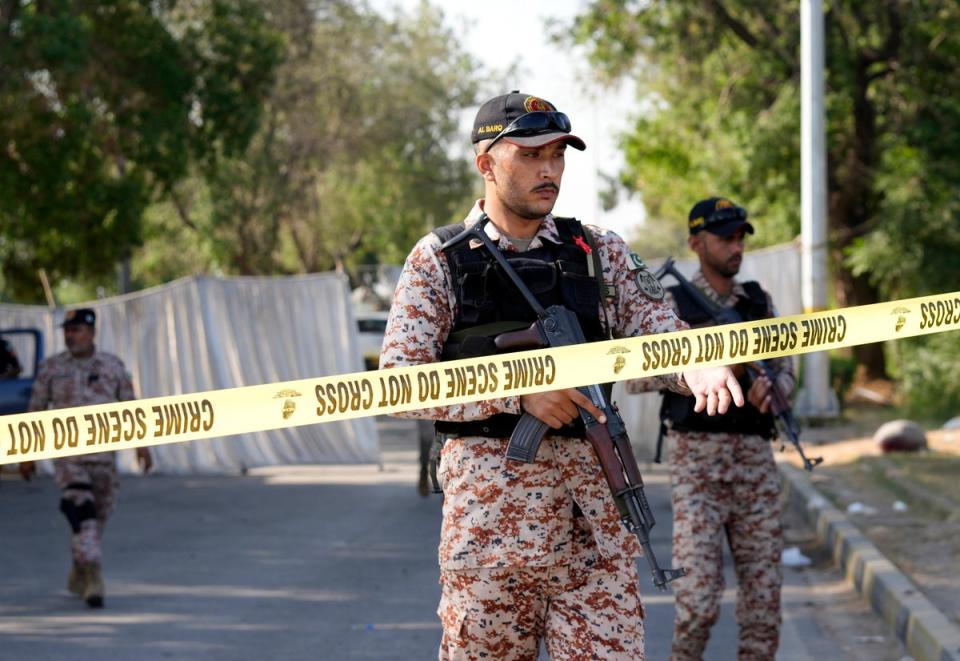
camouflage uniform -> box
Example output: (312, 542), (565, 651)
(382, 202), (689, 659)
(28, 349), (135, 566)
(662, 271), (793, 660)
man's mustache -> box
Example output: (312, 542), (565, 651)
(532, 183), (559, 193)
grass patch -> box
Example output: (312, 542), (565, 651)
(815, 452), (960, 523)
(879, 452), (960, 504)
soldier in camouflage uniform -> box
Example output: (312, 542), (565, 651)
(20, 308), (152, 608)
(381, 92), (745, 660)
(637, 198), (793, 660)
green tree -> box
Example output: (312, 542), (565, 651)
(164, 0), (480, 283)
(0, 0), (281, 302)
(568, 0), (960, 379)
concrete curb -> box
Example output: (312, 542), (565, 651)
(779, 462), (960, 661)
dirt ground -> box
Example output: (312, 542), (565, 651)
(780, 411), (960, 629)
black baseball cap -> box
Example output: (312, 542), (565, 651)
(471, 91), (586, 151)
(688, 197), (755, 236)
(62, 308), (96, 327)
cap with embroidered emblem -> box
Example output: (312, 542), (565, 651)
(688, 197), (755, 236)
(471, 91), (586, 151)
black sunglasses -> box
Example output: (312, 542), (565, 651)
(706, 207), (747, 225)
(483, 111), (573, 153)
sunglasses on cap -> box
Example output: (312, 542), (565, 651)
(706, 207), (748, 225)
(482, 111), (573, 154)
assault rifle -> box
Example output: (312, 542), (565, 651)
(654, 257), (823, 471)
(441, 215), (685, 591)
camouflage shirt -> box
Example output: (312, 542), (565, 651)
(381, 201), (690, 569)
(659, 270), (795, 483)
(672, 270), (795, 397)
(28, 348), (136, 463)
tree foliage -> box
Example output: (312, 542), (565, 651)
(568, 0), (960, 379)
(0, 0), (282, 302)
(157, 0), (481, 283)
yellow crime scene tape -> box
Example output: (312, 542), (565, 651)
(3, 292), (959, 465)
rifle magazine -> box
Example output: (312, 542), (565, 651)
(505, 414), (550, 463)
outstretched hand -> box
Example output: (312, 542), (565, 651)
(682, 366), (745, 415)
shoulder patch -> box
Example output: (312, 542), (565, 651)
(635, 268), (665, 301)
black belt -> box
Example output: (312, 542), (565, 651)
(435, 413), (585, 439)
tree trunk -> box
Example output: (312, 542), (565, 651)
(826, 47), (890, 379)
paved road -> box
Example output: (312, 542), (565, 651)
(0, 418), (905, 660)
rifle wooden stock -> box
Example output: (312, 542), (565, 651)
(585, 423), (684, 591)
(586, 425), (631, 514)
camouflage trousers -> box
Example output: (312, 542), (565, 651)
(438, 556), (645, 660)
(670, 470), (783, 660)
(54, 458), (118, 565)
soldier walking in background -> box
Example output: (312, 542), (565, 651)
(635, 198), (793, 659)
(19, 308), (152, 608)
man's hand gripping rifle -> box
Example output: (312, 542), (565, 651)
(654, 257), (823, 471)
(441, 215), (685, 591)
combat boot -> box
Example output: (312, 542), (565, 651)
(67, 563), (85, 596)
(81, 563), (105, 608)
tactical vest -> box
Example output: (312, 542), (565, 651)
(432, 217), (605, 438)
(660, 281), (777, 438)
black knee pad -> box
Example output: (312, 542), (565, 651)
(59, 498), (97, 533)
